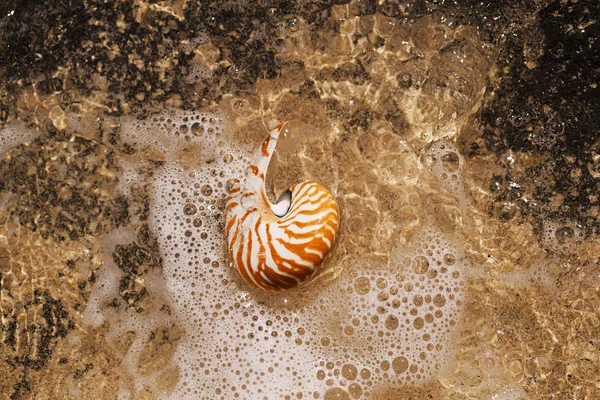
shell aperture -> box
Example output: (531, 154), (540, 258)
(225, 124), (340, 291)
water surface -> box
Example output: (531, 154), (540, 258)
(0, 1), (599, 399)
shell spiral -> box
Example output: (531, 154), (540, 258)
(225, 124), (339, 291)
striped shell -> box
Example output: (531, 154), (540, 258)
(225, 124), (339, 291)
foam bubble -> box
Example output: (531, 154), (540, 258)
(541, 220), (582, 254)
(491, 387), (530, 400)
(83, 225), (177, 398)
(147, 112), (468, 397)
(0, 121), (40, 156)
(83, 109), (473, 398)
(422, 138), (466, 200)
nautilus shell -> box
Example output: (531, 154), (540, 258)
(225, 123), (339, 291)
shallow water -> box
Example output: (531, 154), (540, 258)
(0, 1), (599, 399)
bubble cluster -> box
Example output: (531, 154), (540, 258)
(422, 139), (465, 195)
(541, 220), (583, 254)
(81, 109), (248, 397)
(77, 104), (472, 399)
(0, 121), (40, 156)
(82, 225), (176, 397)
